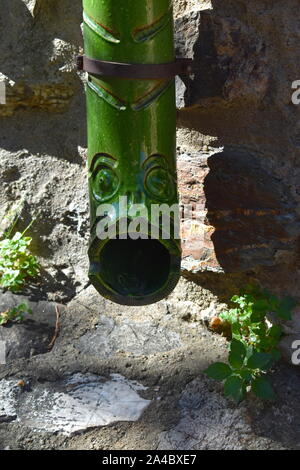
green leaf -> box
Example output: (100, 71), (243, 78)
(244, 344), (254, 359)
(253, 299), (269, 311)
(12, 232), (22, 241)
(0, 302), (31, 326)
(252, 376), (276, 401)
(269, 348), (281, 362)
(231, 322), (242, 335)
(247, 352), (273, 370)
(276, 297), (297, 321)
(220, 309), (239, 324)
(229, 339), (247, 369)
(224, 376), (246, 403)
(251, 309), (267, 323)
(17, 303), (27, 310)
(204, 362), (232, 381)
(239, 369), (254, 382)
(268, 324), (282, 339)
(266, 293), (279, 311)
(0, 226), (39, 291)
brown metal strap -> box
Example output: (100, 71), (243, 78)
(77, 55), (193, 79)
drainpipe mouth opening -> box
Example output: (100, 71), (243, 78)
(89, 231), (181, 306)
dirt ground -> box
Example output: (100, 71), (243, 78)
(0, 280), (299, 450)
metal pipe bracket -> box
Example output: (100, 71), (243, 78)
(77, 55), (194, 80)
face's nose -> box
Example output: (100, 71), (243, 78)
(125, 189), (146, 206)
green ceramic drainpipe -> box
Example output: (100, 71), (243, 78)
(83, 0), (181, 305)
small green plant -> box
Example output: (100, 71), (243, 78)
(0, 223), (40, 291)
(204, 286), (297, 403)
(0, 302), (32, 326)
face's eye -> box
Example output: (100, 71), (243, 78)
(90, 153), (120, 202)
(93, 167), (119, 201)
(145, 167), (175, 202)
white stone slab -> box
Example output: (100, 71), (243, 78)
(18, 373), (151, 435)
(0, 373), (150, 434)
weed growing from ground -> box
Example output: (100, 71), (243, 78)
(204, 286), (296, 402)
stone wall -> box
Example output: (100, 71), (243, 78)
(0, 0), (299, 311)
(0, 0), (88, 301)
(175, 0), (300, 307)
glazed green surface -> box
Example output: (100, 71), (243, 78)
(83, 0), (181, 305)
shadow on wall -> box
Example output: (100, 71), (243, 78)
(0, 99), (86, 165)
(177, 1), (271, 135)
(0, 0), (86, 163)
(204, 147), (299, 272)
(176, 1), (300, 297)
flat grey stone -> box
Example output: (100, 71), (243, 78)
(0, 293), (58, 361)
(0, 380), (18, 422)
(76, 315), (182, 358)
(0, 373), (151, 435)
(157, 377), (286, 450)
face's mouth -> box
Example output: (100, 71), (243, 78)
(97, 237), (171, 296)
(89, 232), (181, 306)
